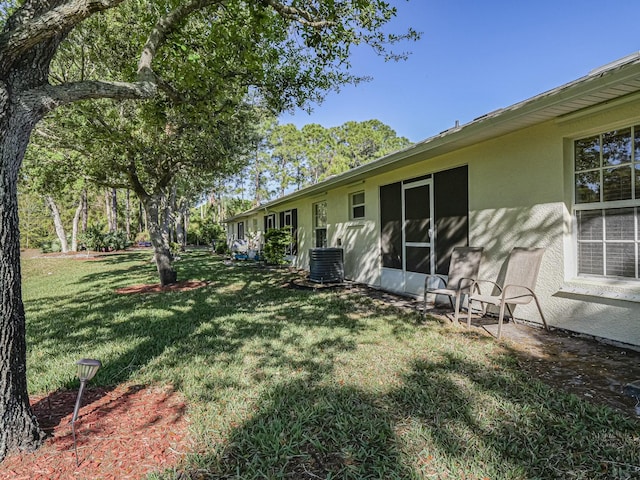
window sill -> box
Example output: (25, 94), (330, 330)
(558, 278), (640, 303)
(347, 220), (366, 228)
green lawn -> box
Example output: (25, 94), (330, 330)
(22, 250), (639, 479)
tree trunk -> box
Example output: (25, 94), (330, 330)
(105, 189), (112, 231)
(0, 83), (46, 462)
(71, 195), (83, 252)
(176, 198), (189, 250)
(105, 188), (117, 232)
(111, 188), (118, 231)
(138, 199), (145, 234)
(44, 195), (69, 253)
(125, 189), (131, 240)
(176, 209), (185, 249)
(169, 185), (177, 243)
(184, 208), (190, 247)
(144, 194), (177, 286)
(81, 188), (88, 232)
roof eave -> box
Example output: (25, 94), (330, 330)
(225, 55), (640, 222)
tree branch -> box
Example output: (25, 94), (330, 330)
(0, 0), (126, 73)
(20, 80), (156, 116)
(33, 126), (94, 159)
(126, 166), (149, 201)
(260, 0), (336, 29)
(137, 0), (225, 81)
(156, 77), (184, 104)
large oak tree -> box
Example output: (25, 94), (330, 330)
(0, 0), (417, 461)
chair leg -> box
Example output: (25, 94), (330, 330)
(453, 292), (461, 325)
(532, 293), (548, 331)
(422, 292), (428, 318)
(507, 304), (514, 320)
(447, 295), (456, 312)
(467, 298), (473, 328)
(497, 301), (508, 339)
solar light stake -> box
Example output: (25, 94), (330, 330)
(72, 358), (101, 465)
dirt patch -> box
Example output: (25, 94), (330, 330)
(1, 384), (191, 480)
(116, 281), (210, 294)
(498, 325), (640, 416)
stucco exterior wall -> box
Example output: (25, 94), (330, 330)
(228, 98), (640, 347)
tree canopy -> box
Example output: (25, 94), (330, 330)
(232, 119), (413, 204)
(0, 0), (419, 462)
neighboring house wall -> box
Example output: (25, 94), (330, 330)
(225, 84), (640, 347)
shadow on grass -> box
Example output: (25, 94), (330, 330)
(24, 251), (640, 479)
(190, 346), (639, 479)
(200, 381), (415, 479)
(387, 351), (640, 479)
(25, 251), (374, 392)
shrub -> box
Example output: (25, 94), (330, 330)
(40, 239), (61, 253)
(135, 231), (150, 243)
(80, 224), (106, 251)
(187, 217), (227, 245)
(80, 224), (130, 252)
(215, 241), (229, 255)
(104, 231), (131, 251)
(204, 221), (227, 244)
(263, 227), (292, 265)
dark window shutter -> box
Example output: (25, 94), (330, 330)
(434, 166), (469, 275)
(291, 209), (298, 255)
(380, 182), (402, 269)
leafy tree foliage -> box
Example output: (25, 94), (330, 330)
(234, 119), (413, 204)
(0, 0), (418, 461)
(17, 192), (51, 249)
(329, 119), (413, 173)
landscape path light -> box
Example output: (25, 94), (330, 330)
(72, 358), (102, 465)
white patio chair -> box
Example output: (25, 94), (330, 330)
(423, 246), (483, 323)
(466, 247), (548, 339)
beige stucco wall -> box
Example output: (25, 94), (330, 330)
(231, 98), (640, 347)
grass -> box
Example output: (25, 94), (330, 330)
(22, 250), (640, 479)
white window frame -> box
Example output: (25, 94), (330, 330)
(573, 124), (640, 281)
(313, 201), (327, 248)
(350, 191), (365, 219)
(283, 210), (292, 228)
(282, 209), (294, 255)
(265, 213), (276, 231)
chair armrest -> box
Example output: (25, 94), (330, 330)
(501, 284), (535, 301)
(424, 274), (448, 289)
(456, 277), (478, 292)
(468, 278), (503, 297)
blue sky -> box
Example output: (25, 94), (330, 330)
(280, 1), (640, 143)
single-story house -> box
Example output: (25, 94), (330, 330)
(226, 53), (640, 349)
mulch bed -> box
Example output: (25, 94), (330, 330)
(1, 385), (191, 480)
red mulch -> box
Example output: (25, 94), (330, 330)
(1, 384), (191, 480)
(116, 281), (210, 294)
